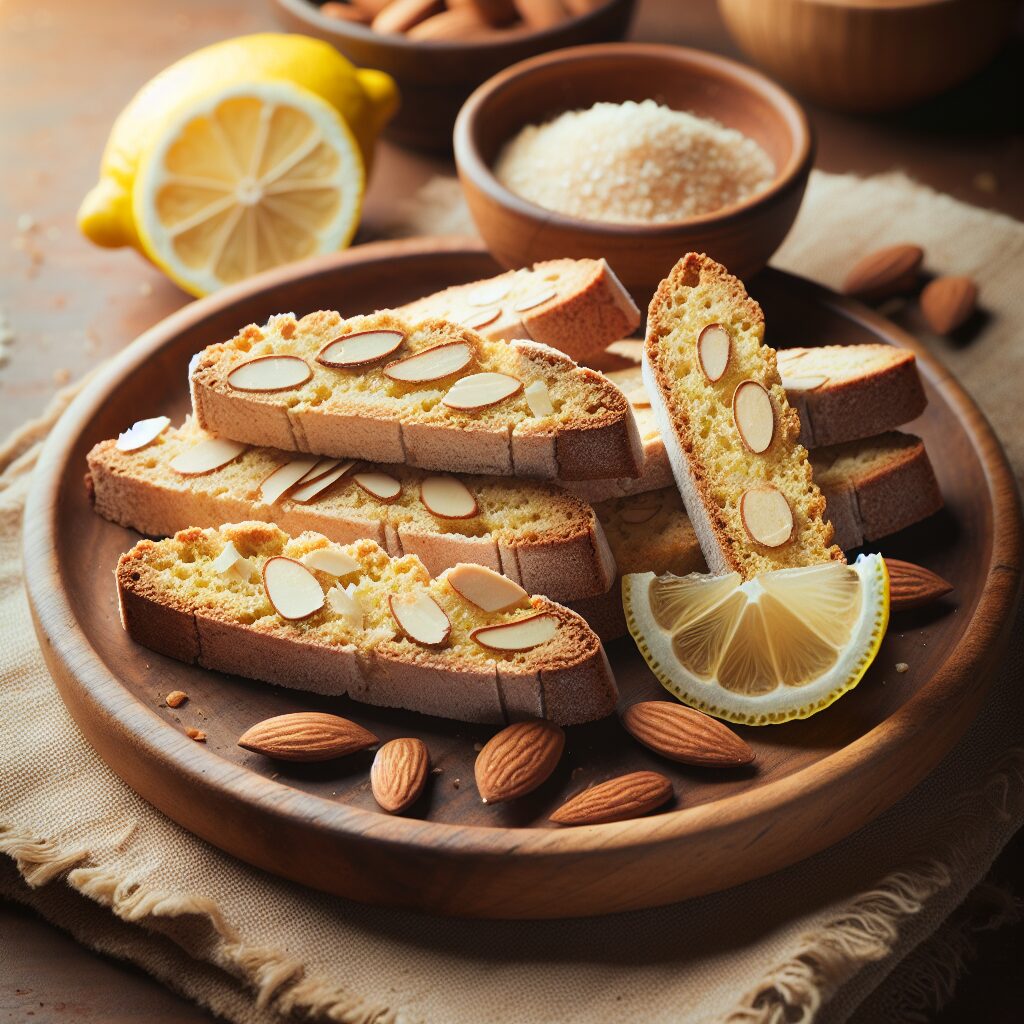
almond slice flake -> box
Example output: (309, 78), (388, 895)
(420, 475), (477, 519)
(525, 380), (554, 417)
(326, 583), (363, 629)
(263, 556), (325, 620)
(443, 372), (523, 411)
(294, 457), (343, 487)
(259, 458), (319, 505)
(227, 355), (312, 392)
(169, 437), (247, 476)
(316, 329), (405, 368)
(353, 471), (402, 502)
(289, 460), (356, 503)
(512, 288), (557, 313)
(626, 386), (651, 409)
(740, 486), (794, 548)
(780, 373), (829, 392)
(446, 564), (529, 613)
(619, 496), (663, 525)
(211, 540), (253, 581)
(732, 380), (775, 453)
(301, 548), (360, 577)
(472, 613), (559, 652)
(116, 416), (171, 452)
(463, 307), (502, 331)
(383, 342), (474, 384)
(389, 593), (451, 646)
(697, 324), (731, 383)
(467, 281), (512, 307)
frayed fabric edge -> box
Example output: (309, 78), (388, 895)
(0, 823), (397, 1024)
(721, 747), (1024, 1024)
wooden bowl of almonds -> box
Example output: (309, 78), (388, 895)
(454, 43), (814, 300)
(272, 0), (638, 152)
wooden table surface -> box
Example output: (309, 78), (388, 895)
(1, 0), (1021, 1020)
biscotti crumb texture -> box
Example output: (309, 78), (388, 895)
(88, 419), (616, 603)
(397, 258), (641, 364)
(190, 310), (643, 481)
(117, 523), (617, 725)
(644, 253), (843, 578)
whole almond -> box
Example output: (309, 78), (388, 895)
(920, 275), (978, 334)
(371, 738), (430, 814)
(886, 558), (953, 611)
(475, 719), (564, 804)
(621, 702), (754, 767)
(237, 712), (377, 762)
(550, 771), (673, 826)
(843, 243), (923, 300)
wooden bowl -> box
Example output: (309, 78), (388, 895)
(24, 238), (1022, 919)
(453, 43), (814, 302)
(717, 0), (1020, 113)
(271, 0), (637, 152)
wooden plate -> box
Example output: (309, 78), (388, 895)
(25, 238), (1022, 919)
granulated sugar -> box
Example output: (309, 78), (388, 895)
(494, 100), (776, 224)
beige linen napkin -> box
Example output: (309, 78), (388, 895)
(2, 171), (1023, 1024)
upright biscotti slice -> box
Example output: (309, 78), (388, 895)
(643, 253), (843, 578)
(117, 523), (617, 726)
(87, 419), (615, 603)
(776, 345), (927, 448)
(190, 311), (643, 481)
(397, 258), (641, 363)
(568, 343), (928, 503)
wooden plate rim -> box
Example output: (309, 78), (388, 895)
(24, 238), (1023, 861)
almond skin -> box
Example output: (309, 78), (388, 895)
(920, 275), (977, 334)
(621, 702), (754, 767)
(886, 558), (953, 611)
(843, 243), (923, 300)
(237, 712), (377, 762)
(474, 719), (564, 804)
(371, 738), (429, 814)
(550, 771), (673, 826)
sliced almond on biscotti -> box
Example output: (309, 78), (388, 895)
(446, 564), (529, 613)
(697, 324), (731, 382)
(384, 341), (473, 383)
(317, 329), (405, 368)
(442, 372), (522, 410)
(474, 719), (564, 804)
(740, 486), (794, 548)
(117, 416), (170, 452)
(732, 380), (775, 453)
(259, 457), (320, 504)
(354, 471), (402, 502)
(169, 437), (247, 476)
(301, 547), (360, 577)
(290, 461), (356, 503)
(238, 712), (377, 762)
(472, 613), (558, 651)
(389, 592), (451, 646)
(263, 556), (325, 620)
(227, 355), (312, 392)
(420, 475), (477, 518)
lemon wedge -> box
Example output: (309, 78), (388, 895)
(132, 82), (363, 297)
(623, 555), (889, 725)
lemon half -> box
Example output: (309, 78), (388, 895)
(132, 82), (363, 297)
(623, 555), (889, 725)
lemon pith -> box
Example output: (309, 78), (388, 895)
(133, 82), (363, 298)
(623, 554), (890, 725)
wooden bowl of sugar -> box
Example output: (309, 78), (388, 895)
(453, 43), (814, 301)
(717, 0), (1019, 113)
(272, 0), (638, 152)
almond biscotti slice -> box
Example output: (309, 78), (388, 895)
(397, 258), (641, 364)
(568, 342), (928, 503)
(776, 345), (927, 448)
(190, 310), (643, 481)
(643, 253), (843, 578)
(88, 418), (615, 604)
(117, 523), (617, 726)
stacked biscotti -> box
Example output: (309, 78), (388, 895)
(98, 256), (943, 721)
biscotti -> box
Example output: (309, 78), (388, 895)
(87, 418), (615, 604)
(117, 522), (618, 726)
(190, 310), (643, 481)
(643, 253), (843, 578)
(776, 345), (927, 448)
(397, 258), (641, 363)
(568, 343), (929, 504)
